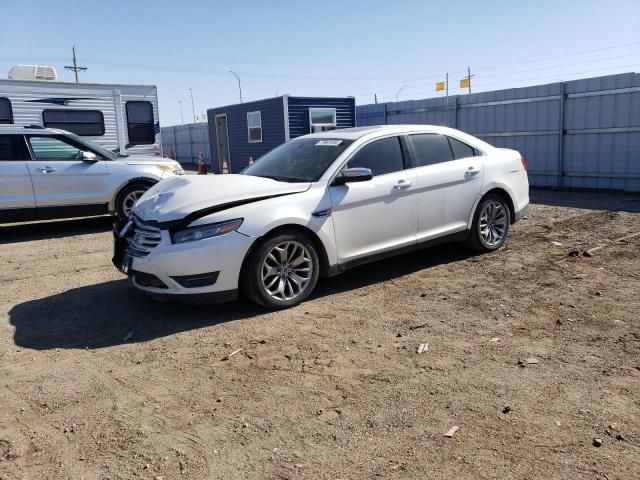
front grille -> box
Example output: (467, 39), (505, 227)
(126, 215), (162, 257)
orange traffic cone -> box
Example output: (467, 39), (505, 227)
(248, 155), (253, 166)
(197, 152), (207, 175)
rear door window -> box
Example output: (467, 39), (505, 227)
(408, 133), (454, 167)
(0, 135), (30, 160)
(347, 136), (405, 176)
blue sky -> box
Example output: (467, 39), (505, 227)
(1, 0), (639, 126)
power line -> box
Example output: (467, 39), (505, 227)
(369, 52), (640, 98)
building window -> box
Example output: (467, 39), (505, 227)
(309, 108), (336, 132)
(247, 111), (262, 143)
(0, 98), (13, 124)
(42, 109), (104, 136)
(126, 101), (155, 145)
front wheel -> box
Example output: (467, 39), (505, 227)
(242, 231), (320, 310)
(116, 183), (150, 219)
(466, 194), (511, 252)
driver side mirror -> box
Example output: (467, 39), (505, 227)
(82, 151), (99, 162)
(333, 167), (373, 186)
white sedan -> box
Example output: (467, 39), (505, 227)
(113, 125), (529, 309)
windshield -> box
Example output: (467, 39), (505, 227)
(67, 133), (120, 160)
(242, 138), (353, 182)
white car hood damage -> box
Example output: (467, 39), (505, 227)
(133, 174), (311, 225)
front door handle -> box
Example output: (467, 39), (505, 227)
(393, 179), (412, 189)
(466, 167), (480, 176)
(35, 166), (56, 173)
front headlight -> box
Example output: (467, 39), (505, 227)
(158, 165), (184, 175)
(171, 219), (243, 244)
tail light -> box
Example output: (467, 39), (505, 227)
(520, 157), (527, 171)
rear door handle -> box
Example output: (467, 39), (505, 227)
(35, 166), (56, 173)
(393, 179), (412, 189)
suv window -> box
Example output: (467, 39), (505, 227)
(126, 101), (155, 145)
(408, 133), (453, 167)
(42, 109), (105, 136)
(27, 135), (86, 161)
(0, 98), (12, 124)
(347, 136), (404, 176)
(448, 136), (477, 159)
(0, 135), (30, 160)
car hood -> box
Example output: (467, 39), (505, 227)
(133, 174), (312, 225)
(123, 155), (179, 166)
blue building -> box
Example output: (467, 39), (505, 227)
(207, 95), (356, 173)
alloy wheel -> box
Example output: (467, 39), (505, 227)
(122, 190), (145, 218)
(479, 200), (508, 247)
(261, 241), (313, 301)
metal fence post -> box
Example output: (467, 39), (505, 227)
(383, 103), (388, 125)
(558, 82), (565, 188)
(453, 97), (458, 129)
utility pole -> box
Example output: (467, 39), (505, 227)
(64, 45), (87, 83)
(374, 93), (378, 104)
(446, 73), (449, 106)
(188, 88), (196, 123)
(229, 70), (243, 103)
(464, 66), (474, 94)
(178, 100), (184, 124)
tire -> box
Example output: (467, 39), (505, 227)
(242, 230), (320, 310)
(466, 194), (511, 252)
(116, 183), (151, 219)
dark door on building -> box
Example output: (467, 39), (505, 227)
(215, 114), (230, 173)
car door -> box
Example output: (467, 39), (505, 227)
(0, 134), (36, 214)
(25, 134), (109, 207)
(407, 133), (483, 241)
(329, 135), (418, 262)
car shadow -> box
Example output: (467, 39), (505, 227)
(0, 216), (114, 244)
(9, 243), (474, 351)
(530, 188), (640, 213)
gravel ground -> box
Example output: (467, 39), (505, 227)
(0, 189), (639, 480)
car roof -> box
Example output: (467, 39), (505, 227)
(304, 124), (495, 151)
(304, 124), (468, 140)
(0, 125), (66, 135)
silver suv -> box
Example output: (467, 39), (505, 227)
(0, 125), (183, 223)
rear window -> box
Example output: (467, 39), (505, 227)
(0, 135), (29, 160)
(448, 136), (478, 159)
(126, 101), (155, 145)
(42, 109), (105, 136)
(0, 98), (13, 124)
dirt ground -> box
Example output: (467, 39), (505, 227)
(1, 189), (639, 480)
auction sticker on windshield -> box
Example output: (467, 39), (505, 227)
(315, 140), (343, 146)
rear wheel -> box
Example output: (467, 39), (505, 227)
(116, 183), (151, 219)
(466, 194), (510, 252)
(242, 230), (320, 310)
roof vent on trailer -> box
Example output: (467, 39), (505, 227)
(8, 65), (58, 81)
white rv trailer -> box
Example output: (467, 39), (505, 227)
(0, 76), (162, 156)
